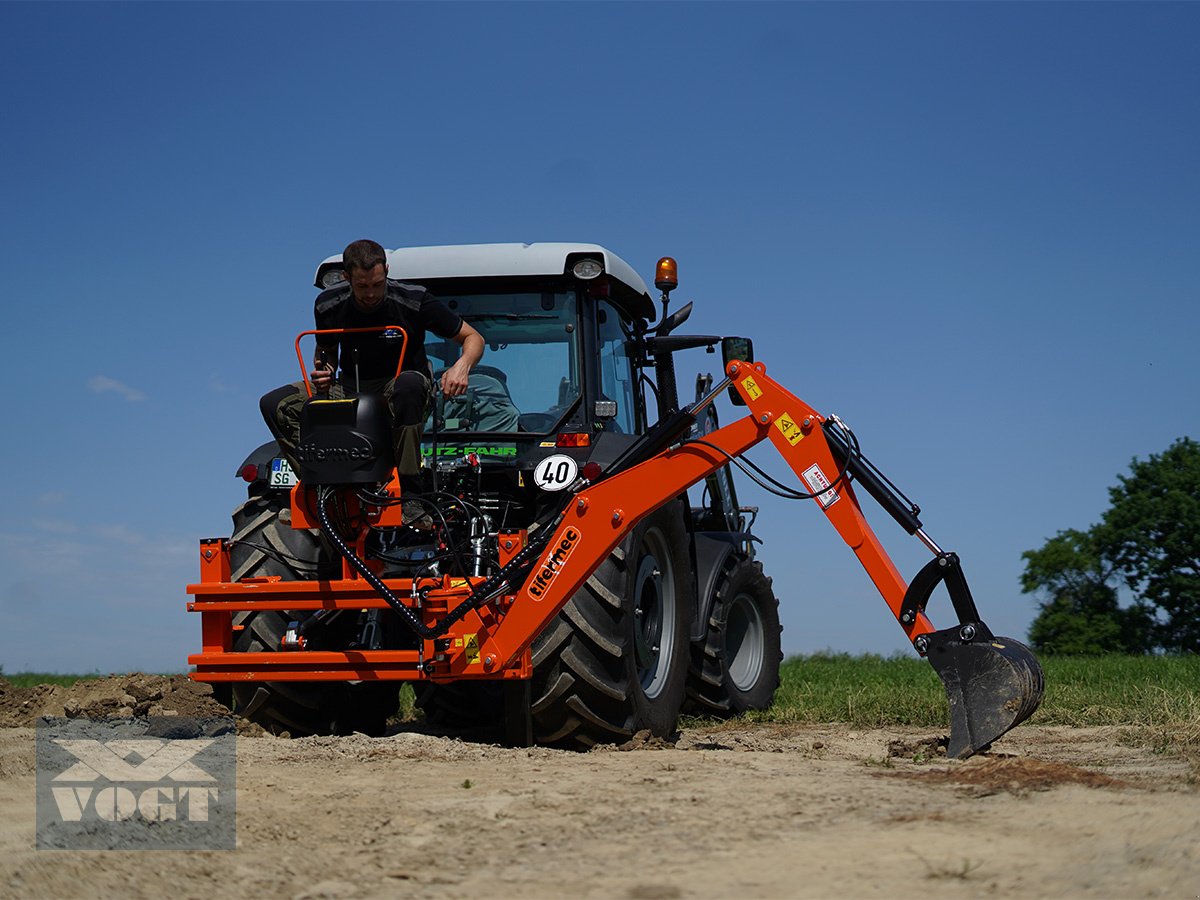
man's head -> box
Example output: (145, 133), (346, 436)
(342, 239), (388, 311)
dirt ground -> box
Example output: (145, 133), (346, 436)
(0, 675), (1196, 899)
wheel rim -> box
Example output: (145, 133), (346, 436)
(633, 527), (677, 699)
(725, 590), (765, 692)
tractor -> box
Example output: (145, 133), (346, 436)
(188, 243), (1042, 757)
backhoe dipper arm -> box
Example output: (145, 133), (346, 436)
(494, 358), (1043, 758)
(494, 360), (934, 665)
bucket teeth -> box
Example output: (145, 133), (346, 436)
(924, 626), (1044, 759)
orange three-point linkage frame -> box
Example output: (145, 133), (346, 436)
(485, 359), (937, 671)
(294, 326), (409, 398)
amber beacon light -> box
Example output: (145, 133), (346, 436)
(654, 256), (678, 294)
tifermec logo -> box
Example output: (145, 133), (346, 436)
(296, 434), (374, 462)
(36, 717), (236, 850)
(527, 526), (582, 601)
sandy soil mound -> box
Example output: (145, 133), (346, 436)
(0, 674), (229, 727)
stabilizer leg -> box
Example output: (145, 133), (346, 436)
(503, 679), (533, 748)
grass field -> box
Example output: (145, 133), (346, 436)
(1, 672), (106, 689)
(716, 653), (1200, 759)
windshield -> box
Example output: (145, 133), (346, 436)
(426, 291), (580, 434)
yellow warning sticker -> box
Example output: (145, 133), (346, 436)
(741, 375), (762, 401)
(464, 633), (481, 664)
(775, 412), (805, 445)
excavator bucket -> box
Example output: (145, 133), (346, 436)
(924, 627), (1044, 759)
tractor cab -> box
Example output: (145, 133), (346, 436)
(312, 243), (661, 483)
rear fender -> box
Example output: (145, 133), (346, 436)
(235, 440), (284, 492)
(691, 533), (741, 643)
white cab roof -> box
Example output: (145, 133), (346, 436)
(315, 242), (654, 318)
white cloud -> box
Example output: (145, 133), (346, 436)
(88, 375), (147, 402)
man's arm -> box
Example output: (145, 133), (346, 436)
(439, 321), (484, 398)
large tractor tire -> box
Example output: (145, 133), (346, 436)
(228, 492), (337, 582)
(686, 557), (782, 717)
(227, 494), (397, 736)
(528, 503), (693, 748)
(231, 610), (398, 737)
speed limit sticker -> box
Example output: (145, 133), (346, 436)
(533, 454), (579, 492)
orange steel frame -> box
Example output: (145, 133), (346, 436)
(294, 326), (409, 398)
(187, 359), (936, 686)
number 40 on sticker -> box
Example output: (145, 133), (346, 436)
(533, 454), (579, 491)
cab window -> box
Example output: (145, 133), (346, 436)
(425, 291), (580, 433)
(596, 302), (639, 434)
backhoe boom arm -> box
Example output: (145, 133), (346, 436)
(496, 360), (934, 665)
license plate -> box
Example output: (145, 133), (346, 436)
(269, 457), (298, 488)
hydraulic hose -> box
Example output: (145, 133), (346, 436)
(314, 488), (556, 640)
(316, 488), (432, 637)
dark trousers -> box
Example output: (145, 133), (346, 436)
(259, 371), (432, 479)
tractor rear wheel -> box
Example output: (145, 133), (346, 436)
(231, 609), (398, 736)
(228, 492), (337, 582)
(226, 494), (396, 736)
(529, 503), (692, 748)
(687, 557), (782, 716)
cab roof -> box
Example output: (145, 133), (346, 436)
(314, 242), (656, 322)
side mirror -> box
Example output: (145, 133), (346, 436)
(721, 337), (754, 406)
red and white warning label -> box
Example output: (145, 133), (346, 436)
(802, 464), (840, 509)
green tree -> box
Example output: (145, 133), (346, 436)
(1102, 438), (1200, 653)
(1023, 437), (1199, 654)
(1022, 529), (1153, 654)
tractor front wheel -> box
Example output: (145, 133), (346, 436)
(687, 557), (782, 716)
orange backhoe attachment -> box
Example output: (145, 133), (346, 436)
(189, 356), (1043, 758)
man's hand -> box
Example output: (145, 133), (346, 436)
(310, 365), (334, 391)
(311, 349), (335, 392)
(439, 359), (471, 398)
(439, 321), (484, 398)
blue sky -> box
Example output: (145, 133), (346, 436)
(1, 2), (1196, 673)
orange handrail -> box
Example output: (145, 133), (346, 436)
(293, 326), (409, 398)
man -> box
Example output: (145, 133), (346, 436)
(261, 239), (483, 489)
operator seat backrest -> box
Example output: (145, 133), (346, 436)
(473, 365), (510, 386)
(435, 365), (521, 432)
